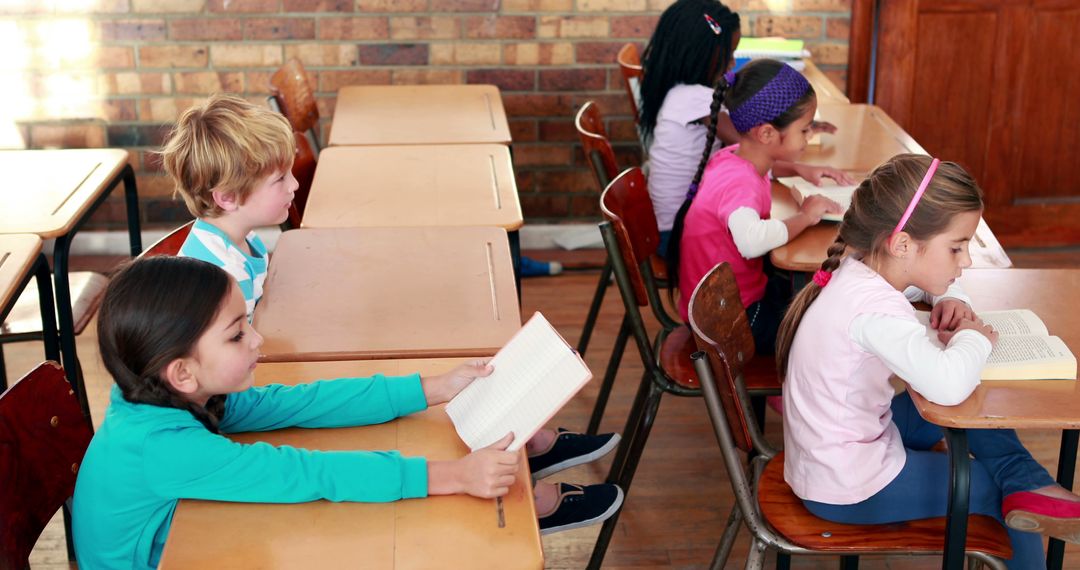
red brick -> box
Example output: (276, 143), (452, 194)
(132, 0), (202, 13)
(754, 15), (823, 39)
(826, 17), (850, 40)
(466, 69), (535, 92)
(357, 43), (429, 66)
(538, 15), (608, 39)
(245, 18), (316, 40)
(570, 195), (601, 217)
(102, 99), (138, 122)
(575, 41), (626, 64)
(431, 0), (496, 10)
(245, 71), (275, 93)
(284, 44), (358, 67)
(100, 72), (171, 95)
(208, 0), (277, 12)
(173, 71), (243, 94)
(539, 68), (605, 91)
(503, 42), (574, 65)
(535, 169), (597, 193)
(514, 144), (573, 166)
(502, 0), (572, 11)
(538, 118), (577, 142)
(612, 145), (641, 167)
(390, 16), (459, 40)
(139, 45), (208, 68)
(567, 93), (632, 117)
(391, 69), (463, 85)
(503, 93), (572, 117)
(30, 122), (107, 148)
(508, 119), (538, 142)
(607, 118), (639, 142)
(319, 69), (392, 92)
(808, 42), (848, 65)
(169, 18), (243, 41)
(610, 15), (658, 38)
(318, 17), (389, 40)
(100, 19), (166, 41)
(515, 170), (535, 193)
(463, 16), (536, 39)
(94, 46), (136, 69)
(579, 0), (644, 10)
(284, 0), (352, 11)
(358, 0), (427, 11)
(793, 0), (851, 11)
(211, 45), (283, 68)
(520, 193), (570, 218)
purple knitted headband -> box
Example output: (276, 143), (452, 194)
(724, 64), (811, 133)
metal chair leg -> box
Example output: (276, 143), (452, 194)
(710, 504), (743, 570)
(588, 314), (630, 435)
(606, 371), (653, 484)
(578, 257), (612, 357)
(745, 537), (767, 570)
(839, 555), (859, 569)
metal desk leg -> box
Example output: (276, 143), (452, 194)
(121, 164), (143, 255)
(509, 229), (521, 303)
(1047, 429), (1079, 570)
(50, 233), (90, 420)
(942, 428), (971, 570)
(33, 253), (60, 363)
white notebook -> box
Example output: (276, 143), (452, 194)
(777, 176), (858, 222)
(445, 312), (592, 452)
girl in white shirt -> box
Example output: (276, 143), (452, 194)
(776, 154), (1080, 568)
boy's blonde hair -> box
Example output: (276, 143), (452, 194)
(161, 93), (296, 218)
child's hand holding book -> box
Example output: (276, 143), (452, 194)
(421, 359), (495, 406)
(427, 433), (519, 499)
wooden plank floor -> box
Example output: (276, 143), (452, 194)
(11, 248), (1080, 569)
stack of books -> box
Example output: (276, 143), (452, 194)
(734, 37), (811, 71)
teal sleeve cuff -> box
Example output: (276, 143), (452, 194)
(384, 373), (427, 417)
(400, 456), (428, 499)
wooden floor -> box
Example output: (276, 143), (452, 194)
(13, 247), (1080, 569)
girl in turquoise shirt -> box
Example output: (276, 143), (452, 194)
(73, 256), (519, 569)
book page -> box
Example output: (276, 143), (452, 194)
(978, 310), (1049, 337)
(777, 177), (857, 222)
(445, 313), (591, 452)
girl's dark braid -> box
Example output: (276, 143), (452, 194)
(118, 368), (225, 433)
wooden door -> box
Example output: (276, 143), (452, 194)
(849, 0), (1080, 247)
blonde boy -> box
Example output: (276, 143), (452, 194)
(161, 94), (299, 318)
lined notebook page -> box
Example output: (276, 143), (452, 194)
(446, 312), (591, 451)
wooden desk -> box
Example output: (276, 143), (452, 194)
(161, 359), (543, 569)
(328, 85), (512, 146)
(801, 61), (850, 105)
(907, 269), (1080, 570)
(0, 149), (142, 414)
(302, 145), (523, 231)
(253, 227), (520, 362)
(0, 235), (60, 381)
(769, 181), (1012, 273)
(800, 104), (925, 172)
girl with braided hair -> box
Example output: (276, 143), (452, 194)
(670, 58), (848, 354)
(640, 0), (844, 254)
(776, 154), (1080, 568)
(73, 256), (526, 569)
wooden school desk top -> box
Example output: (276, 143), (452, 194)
(328, 84), (512, 146)
(0, 149), (129, 237)
(160, 358), (543, 570)
(908, 269), (1080, 430)
(301, 145), (523, 231)
(768, 181), (1012, 272)
(0, 234), (42, 313)
(801, 60), (850, 105)
(800, 104), (925, 172)
(252, 226), (520, 362)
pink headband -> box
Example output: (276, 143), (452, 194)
(892, 158), (940, 235)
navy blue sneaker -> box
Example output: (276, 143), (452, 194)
(520, 255), (563, 277)
(528, 428), (620, 479)
(538, 483), (624, 535)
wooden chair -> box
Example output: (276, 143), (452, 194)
(0, 361), (94, 568)
(616, 43), (643, 123)
(287, 131), (317, 229)
(270, 58), (320, 154)
(687, 262), (1012, 569)
(140, 220), (195, 259)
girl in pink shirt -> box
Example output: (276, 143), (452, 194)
(668, 59), (846, 354)
(776, 154), (1080, 567)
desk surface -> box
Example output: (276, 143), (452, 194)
(161, 358), (543, 569)
(253, 227), (520, 362)
(328, 84), (512, 146)
(0, 234), (42, 313)
(801, 61), (850, 105)
(769, 182), (1012, 272)
(302, 145), (523, 230)
(0, 149), (129, 237)
(799, 104), (924, 172)
(909, 269), (1080, 429)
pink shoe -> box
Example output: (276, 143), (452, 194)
(1002, 491), (1080, 543)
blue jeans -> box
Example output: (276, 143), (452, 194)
(803, 391), (1056, 569)
(657, 230), (671, 259)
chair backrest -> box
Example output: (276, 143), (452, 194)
(687, 262), (757, 454)
(287, 130), (317, 228)
(270, 58), (319, 133)
(0, 361), (93, 568)
(616, 43), (643, 121)
(574, 101), (619, 191)
(600, 167), (662, 307)
(140, 220), (195, 258)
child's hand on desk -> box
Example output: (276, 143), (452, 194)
(794, 164), (856, 186)
(798, 194), (843, 224)
(930, 298), (976, 331)
(428, 433), (520, 498)
(810, 120), (838, 134)
(938, 317), (998, 348)
(421, 359), (494, 405)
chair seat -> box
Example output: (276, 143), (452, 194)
(758, 452), (1012, 558)
(660, 326), (699, 389)
(649, 254), (667, 281)
(1, 272), (108, 339)
(743, 354), (782, 393)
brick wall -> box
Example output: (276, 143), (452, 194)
(5, 0), (851, 229)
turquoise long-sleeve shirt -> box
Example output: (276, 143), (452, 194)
(73, 374), (429, 570)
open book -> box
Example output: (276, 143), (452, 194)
(777, 176), (858, 222)
(734, 37), (811, 60)
(915, 309), (1077, 380)
(445, 312), (592, 451)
